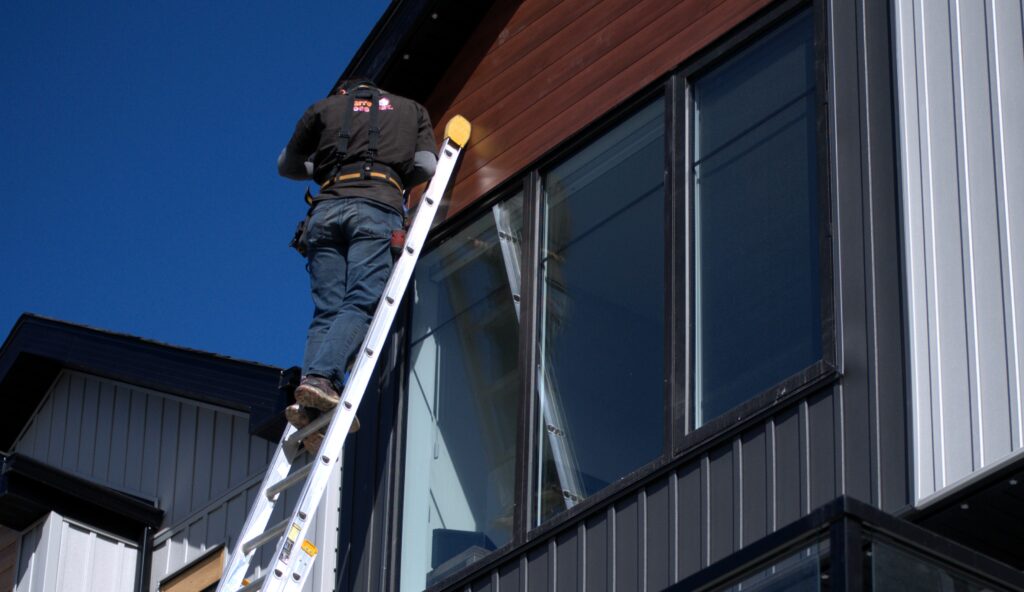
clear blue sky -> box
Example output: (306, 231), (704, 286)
(0, 1), (390, 367)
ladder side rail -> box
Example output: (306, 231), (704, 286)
(217, 424), (300, 592)
(491, 204), (585, 509)
(259, 137), (463, 592)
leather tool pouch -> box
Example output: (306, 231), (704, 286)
(390, 229), (406, 259)
(290, 207), (313, 257)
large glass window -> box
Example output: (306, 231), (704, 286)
(400, 195), (523, 590)
(692, 10), (822, 426)
(536, 99), (666, 524)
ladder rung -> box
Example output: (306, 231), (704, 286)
(286, 408), (335, 448)
(243, 518), (289, 555)
(237, 574), (265, 592)
(266, 463), (314, 500)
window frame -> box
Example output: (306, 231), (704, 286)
(391, 1), (838, 589)
(671, 0), (838, 455)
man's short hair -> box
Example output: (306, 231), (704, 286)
(337, 78), (377, 94)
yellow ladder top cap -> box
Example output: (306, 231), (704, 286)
(445, 115), (471, 148)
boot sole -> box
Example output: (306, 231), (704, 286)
(294, 384), (340, 411)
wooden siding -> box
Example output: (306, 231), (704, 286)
(893, 0), (1024, 503)
(425, 0), (774, 218)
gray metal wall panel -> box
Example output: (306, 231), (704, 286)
(644, 479), (673, 590)
(12, 371), (276, 524)
(9, 370), (344, 591)
(739, 428), (768, 546)
(554, 527), (580, 591)
(676, 463), (702, 580)
(583, 511), (609, 592)
(16, 513), (137, 592)
(707, 445), (735, 564)
(613, 497), (641, 592)
(497, 560), (521, 592)
(894, 0), (1024, 503)
(526, 543), (550, 592)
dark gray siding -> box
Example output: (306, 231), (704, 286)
(339, 0), (907, 590)
(444, 0), (906, 588)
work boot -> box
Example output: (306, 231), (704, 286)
(293, 376), (361, 433)
(294, 376), (340, 410)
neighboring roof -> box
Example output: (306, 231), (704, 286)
(0, 314), (288, 448)
(0, 453), (163, 540)
(337, 0), (498, 101)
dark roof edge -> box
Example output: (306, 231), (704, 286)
(1, 313), (279, 372)
(333, 0), (432, 93)
(0, 452), (163, 538)
(0, 313), (288, 447)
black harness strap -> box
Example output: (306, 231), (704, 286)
(363, 88), (381, 180)
(328, 92), (356, 180)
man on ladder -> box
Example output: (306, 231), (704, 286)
(278, 78), (437, 453)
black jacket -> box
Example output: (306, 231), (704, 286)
(281, 87), (435, 214)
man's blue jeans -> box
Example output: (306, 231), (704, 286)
(302, 197), (402, 392)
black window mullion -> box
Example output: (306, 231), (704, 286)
(515, 170), (542, 542)
(669, 71), (692, 454)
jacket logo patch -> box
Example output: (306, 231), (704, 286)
(378, 97), (394, 111)
(353, 99), (372, 112)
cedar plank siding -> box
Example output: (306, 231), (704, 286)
(425, 0), (774, 218)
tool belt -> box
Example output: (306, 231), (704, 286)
(317, 163), (404, 196)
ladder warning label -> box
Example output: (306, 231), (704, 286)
(280, 523), (301, 562)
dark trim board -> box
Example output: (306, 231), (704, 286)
(0, 314), (288, 446)
(0, 453), (163, 540)
(665, 496), (1024, 592)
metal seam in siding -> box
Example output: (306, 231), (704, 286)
(952, 0), (988, 473)
(670, 470), (678, 584)
(734, 439), (742, 550)
(895, 0), (931, 502)
(917, 0), (947, 494)
(768, 418), (777, 531)
(701, 455), (709, 568)
(639, 489), (647, 592)
(988, 0), (1024, 453)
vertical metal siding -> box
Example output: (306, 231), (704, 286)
(15, 513), (137, 592)
(11, 370), (342, 591)
(334, 0), (904, 589)
(894, 0), (1024, 503)
(12, 371), (273, 521)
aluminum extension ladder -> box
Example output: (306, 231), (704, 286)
(492, 204), (586, 510)
(217, 116), (472, 592)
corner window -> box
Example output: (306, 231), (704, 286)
(536, 99), (666, 524)
(691, 9), (824, 427)
(398, 7), (830, 588)
(400, 194), (524, 591)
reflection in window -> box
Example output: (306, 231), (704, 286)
(869, 540), (997, 591)
(713, 542), (828, 592)
(400, 195), (524, 590)
(537, 99), (665, 524)
(693, 9), (822, 426)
